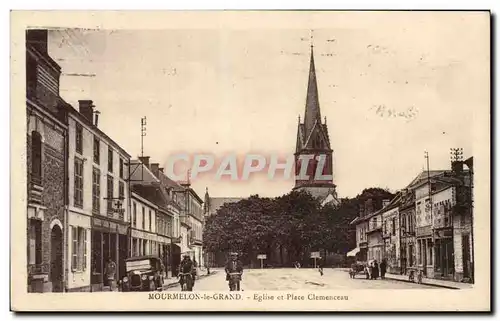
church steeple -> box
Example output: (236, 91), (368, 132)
(293, 36), (337, 205)
(303, 45), (322, 134)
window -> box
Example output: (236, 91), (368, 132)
(142, 207), (145, 230)
(28, 219), (42, 265)
(92, 168), (100, 213)
(108, 147), (113, 172)
(71, 226), (87, 271)
(392, 217), (396, 235)
(74, 158), (84, 208)
(118, 182), (125, 220)
(31, 131), (42, 184)
(119, 159), (124, 179)
(75, 124), (83, 154)
(93, 136), (100, 164)
(107, 175), (113, 214)
(383, 220), (387, 235)
(427, 239), (433, 265)
(149, 210), (152, 231)
(133, 202), (137, 227)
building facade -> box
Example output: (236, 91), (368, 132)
(349, 189), (394, 263)
(26, 30), (68, 293)
(66, 100), (131, 292)
(130, 191), (158, 257)
(399, 188), (417, 275)
(176, 185), (204, 267)
(352, 163), (474, 284)
(381, 196), (401, 274)
(130, 157), (183, 277)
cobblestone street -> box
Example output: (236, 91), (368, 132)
(167, 268), (436, 291)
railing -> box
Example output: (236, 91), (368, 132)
(180, 215), (192, 228)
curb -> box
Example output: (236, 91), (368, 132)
(384, 275), (461, 289)
(164, 271), (219, 289)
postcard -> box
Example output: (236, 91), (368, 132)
(11, 10), (490, 311)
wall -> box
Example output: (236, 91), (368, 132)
(27, 109), (66, 292)
(67, 116), (130, 221)
(382, 207), (400, 272)
(356, 222), (367, 247)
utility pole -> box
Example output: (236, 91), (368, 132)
(140, 116), (147, 180)
(424, 151), (433, 276)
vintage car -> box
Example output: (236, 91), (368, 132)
(121, 255), (165, 292)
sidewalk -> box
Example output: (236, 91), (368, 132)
(384, 273), (474, 289)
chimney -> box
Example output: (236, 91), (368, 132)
(150, 163), (160, 176)
(159, 167), (164, 173)
(26, 29), (48, 54)
(78, 100), (95, 123)
(138, 156), (150, 168)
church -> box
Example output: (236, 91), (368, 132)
(293, 45), (339, 207)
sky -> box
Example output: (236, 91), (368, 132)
(46, 12), (488, 199)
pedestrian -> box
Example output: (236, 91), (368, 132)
(318, 260), (324, 276)
(373, 260), (379, 280)
(104, 257), (117, 291)
(380, 259), (387, 279)
(367, 261), (373, 279)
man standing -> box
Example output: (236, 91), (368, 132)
(104, 257), (117, 291)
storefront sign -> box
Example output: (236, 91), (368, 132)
(92, 217), (128, 235)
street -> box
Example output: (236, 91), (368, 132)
(167, 268), (436, 291)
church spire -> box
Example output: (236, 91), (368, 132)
(303, 43), (322, 134)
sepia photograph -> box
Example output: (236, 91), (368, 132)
(10, 10), (491, 311)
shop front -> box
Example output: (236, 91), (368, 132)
(434, 228), (454, 280)
(90, 216), (129, 291)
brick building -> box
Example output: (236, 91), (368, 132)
(26, 29), (68, 292)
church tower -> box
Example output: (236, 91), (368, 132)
(293, 44), (338, 205)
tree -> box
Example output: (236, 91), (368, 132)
(203, 187), (395, 266)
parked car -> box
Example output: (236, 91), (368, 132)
(121, 255), (165, 292)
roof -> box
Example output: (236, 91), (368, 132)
(125, 255), (161, 262)
(130, 159), (180, 209)
(208, 197), (244, 215)
(132, 184), (168, 211)
(406, 170), (449, 189)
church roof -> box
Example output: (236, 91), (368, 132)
(208, 197), (244, 215)
(296, 46), (332, 151)
(303, 46), (322, 134)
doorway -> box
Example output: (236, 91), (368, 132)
(50, 225), (63, 292)
(462, 234), (471, 279)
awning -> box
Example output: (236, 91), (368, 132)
(346, 247), (360, 257)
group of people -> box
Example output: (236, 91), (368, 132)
(364, 259), (387, 280)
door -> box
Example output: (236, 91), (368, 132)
(50, 225), (63, 292)
(118, 234), (128, 279)
(462, 234), (471, 278)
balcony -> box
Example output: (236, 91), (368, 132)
(28, 263), (49, 277)
(180, 215), (192, 229)
(366, 225), (382, 234)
